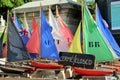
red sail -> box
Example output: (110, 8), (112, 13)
(56, 10), (73, 47)
(26, 17), (40, 53)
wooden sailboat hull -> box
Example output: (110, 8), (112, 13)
(0, 65), (25, 74)
(21, 65), (36, 71)
(100, 64), (120, 72)
(72, 67), (113, 76)
(30, 61), (64, 69)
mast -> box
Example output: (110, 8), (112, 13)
(56, 5), (58, 17)
(38, 2), (42, 59)
(81, 0), (84, 53)
(82, 0), (87, 53)
(5, 10), (9, 64)
(94, 2), (97, 21)
(48, 6), (50, 22)
(32, 12), (35, 17)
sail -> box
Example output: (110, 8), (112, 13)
(7, 18), (31, 62)
(2, 43), (7, 58)
(14, 15), (23, 30)
(83, 6), (118, 62)
(68, 22), (82, 53)
(56, 7), (73, 47)
(96, 4), (120, 57)
(23, 12), (31, 38)
(14, 15), (29, 45)
(26, 16), (40, 54)
(40, 9), (59, 60)
(49, 8), (68, 52)
(0, 27), (6, 58)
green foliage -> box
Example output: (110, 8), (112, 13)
(24, 0), (32, 3)
(0, 32), (6, 43)
(77, 0), (95, 14)
(0, 0), (32, 21)
(77, 0), (95, 20)
(87, 1), (96, 10)
(0, 0), (24, 8)
(77, 0), (86, 3)
(0, 0), (13, 7)
(10, 0), (24, 7)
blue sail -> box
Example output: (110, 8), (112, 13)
(14, 16), (29, 45)
(96, 4), (120, 57)
(40, 9), (59, 60)
(14, 16), (23, 30)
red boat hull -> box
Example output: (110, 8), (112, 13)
(72, 67), (113, 76)
(30, 61), (64, 69)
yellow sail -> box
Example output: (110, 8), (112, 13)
(68, 22), (82, 53)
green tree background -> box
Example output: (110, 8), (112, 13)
(0, 0), (32, 21)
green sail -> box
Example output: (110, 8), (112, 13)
(83, 6), (118, 62)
